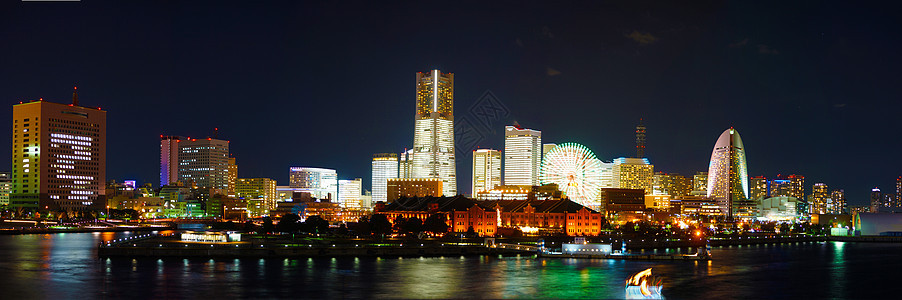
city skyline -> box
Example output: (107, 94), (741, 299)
(2, 2), (901, 205)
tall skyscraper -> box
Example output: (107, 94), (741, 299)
(635, 119), (646, 158)
(472, 149), (502, 195)
(810, 183), (829, 214)
(830, 189), (846, 214)
(371, 153), (399, 203)
(749, 176), (768, 200)
(289, 167), (338, 200)
(612, 157), (654, 194)
(227, 157), (237, 197)
(11, 89), (106, 210)
(706, 128), (749, 217)
(504, 125), (542, 186)
(411, 69), (456, 196)
(160, 135), (183, 187)
(338, 178), (363, 209)
(178, 138), (230, 190)
(897, 176), (902, 207)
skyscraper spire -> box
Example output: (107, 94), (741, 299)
(635, 118), (646, 158)
(72, 86), (79, 106)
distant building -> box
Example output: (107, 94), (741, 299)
(386, 178), (442, 202)
(652, 172), (691, 197)
(830, 189), (846, 214)
(227, 157), (237, 197)
(160, 135), (182, 187)
(399, 149), (413, 179)
(504, 126), (542, 186)
(542, 143), (557, 159)
(338, 178), (363, 209)
(0, 172), (10, 206)
(599, 188), (645, 217)
(235, 178), (277, 210)
(475, 184), (562, 201)
(758, 196), (801, 221)
(706, 128), (749, 218)
(378, 196), (604, 236)
(770, 174), (805, 200)
(635, 119), (646, 158)
(810, 183), (830, 214)
(749, 176), (768, 200)
(870, 188), (881, 213)
(691, 172), (708, 196)
(11, 92), (106, 211)
(472, 149), (502, 195)
(288, 167), (338, 200)
(177, 138), (230, 191)
(612, 158), (654, 194)
(371, 153), (399, 203)
(676, 196), (722, 217)
(411, 70), (456, 196)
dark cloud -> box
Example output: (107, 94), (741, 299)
(626, 30), (657, 45)
(757, 44), (779, 54)
(541, 26), (554, 38)
(729, 38), (749, 48)
(546, 67), (561, 76)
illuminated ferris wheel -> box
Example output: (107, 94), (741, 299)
(540, 143), (604, 207)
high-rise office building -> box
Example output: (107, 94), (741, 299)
(870, 188), (881, 213)
(178, 138), (230, 190)
(635, 119), (646, 158)
(830, 189), (846, 214)
(235, 178), (277, 210)
(749, 176), (768, 200)
(399, 149), (413, 179)
(371, 153), (399, 203)
(810, 183), (829, 214)
(289, 167), (338, 200)
(338, 178), (363, 209)
(227, 157), (237, 196)
(0, 172), (11, 206)
(612, 157), (654, 194)
(706, 128), (749, 217)
(504, 126), (542, 186)
(11, 89), (106, 210)
(411, 69), (456, 196)
(160, 135), (183, 186)
(472, 149), (502, 195)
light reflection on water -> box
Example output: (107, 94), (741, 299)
(2, 233), (902, 299)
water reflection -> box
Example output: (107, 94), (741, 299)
(1, 233), (900, 299)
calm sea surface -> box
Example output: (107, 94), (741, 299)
(1, 232), (901, 299)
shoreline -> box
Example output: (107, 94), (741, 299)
(0, 226), (174, 235)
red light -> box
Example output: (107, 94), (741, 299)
(74, 86), (77, 90)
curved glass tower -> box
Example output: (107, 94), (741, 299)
(706, 128), (749, 217)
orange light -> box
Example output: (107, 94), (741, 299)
(694, 230), (701, 237)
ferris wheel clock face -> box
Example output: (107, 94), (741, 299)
(540, 142), (604, 207)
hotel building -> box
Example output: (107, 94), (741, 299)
(612, 157), (654, 194)
(706, 128), (749, 218)
(504, 126), (542, 186)
(338, 178), (363, 209)
(235, 178), (277, 210)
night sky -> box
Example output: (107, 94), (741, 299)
(2, 1), (900, 205)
